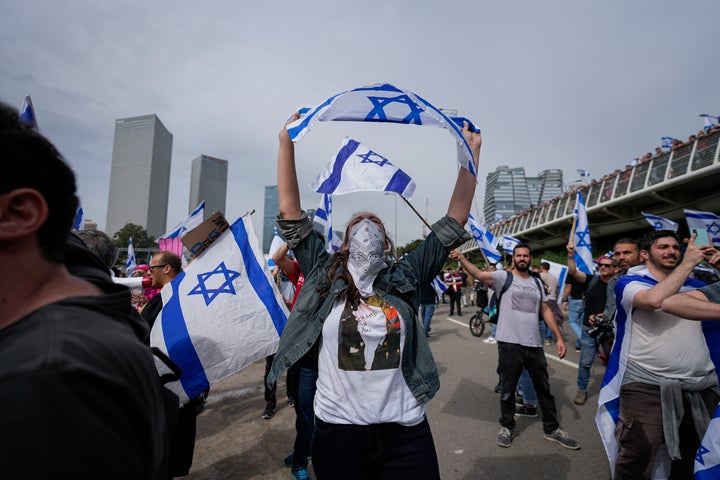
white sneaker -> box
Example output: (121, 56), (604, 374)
(483, 337), (497, 344)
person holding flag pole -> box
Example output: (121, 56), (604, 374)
(268, 112), (481, 480)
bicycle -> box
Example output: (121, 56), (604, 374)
(468, 310), (486, 337)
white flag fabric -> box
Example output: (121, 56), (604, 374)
(501, 235), (521, 253)
(18, 94), (38, 132)
(310, 137), (416, 200)
(696, 403), (720, 479)
(125, 237), (137, 276)
(468, 214), (502, 264)
(287, 83), (478, 177)
(160, 201), (205, 240)
(267, 228), (285, 258)
(577, 169), (592, 181)
(431, 276), (448, 297)
(641, 211), (679, 232)
(150, 215), (289, 402)
(573, 191), (595, 275)
(685, 209), (720, 246)
(313, 193), (340, 253)
(661, 136), (674, 151)
(540, 259), (568, 300)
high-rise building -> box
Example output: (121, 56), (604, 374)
(189, 155), (228, 219)
(484, 166), (565, 223)
(106, 114), (173, 237)
(263, 185), (279, 253)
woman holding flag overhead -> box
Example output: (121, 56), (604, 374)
(268, 112), (481, 479)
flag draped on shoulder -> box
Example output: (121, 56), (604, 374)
(125, 238), (136, 276)
(573, 191), (595, 275)
(685, 209), (720, 247)
(642, 211), (679, 232)
(696, 403), (720, 479)
(18, 95), (38, 132)
(150, 215), (288, 402)
(468, 214), (501, 264)
(596, 267), (714, 478)
(310, 137), (416, 200)
(286, 83), (479, 176)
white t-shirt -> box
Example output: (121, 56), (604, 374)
(492, 271), (547, 347)
(314, 295), (425, 426)
(622, 280), (714, 379)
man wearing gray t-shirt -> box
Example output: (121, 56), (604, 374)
(452, 244), (579, 451)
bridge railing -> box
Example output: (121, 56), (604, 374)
(461, 130), (720, 253)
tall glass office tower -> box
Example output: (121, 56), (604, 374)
(263, 185), (279, 253)
(106, 114), (173, 237)
(189, 155), (228, 219)
(484, 166), (565, 223)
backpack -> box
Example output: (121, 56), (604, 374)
(487, 272), (544, 324)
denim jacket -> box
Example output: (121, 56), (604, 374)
(267, 212), (469, 404)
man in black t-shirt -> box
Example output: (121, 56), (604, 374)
(566, 243), (618, 406)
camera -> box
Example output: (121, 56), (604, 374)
(587, 315), (613, 339)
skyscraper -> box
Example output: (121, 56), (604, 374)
(263, 185), (279, 253)
(106, 114), (173, 237)
(189, 155), (228, 219)
(484, 166), (532, 222)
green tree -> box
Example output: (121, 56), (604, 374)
(112, 223), (155, 250)
(396, 238), (423, 257)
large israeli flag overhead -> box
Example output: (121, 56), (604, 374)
(468, 214), (502, 264)
(573, 191), (595, 275)
(150, 215), (288, 402)
(287, 83), (478, 177)
(310, 137), (416, 200)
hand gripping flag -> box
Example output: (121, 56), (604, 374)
(18, 95), (38, 132)
(468, 214), (502, 264)
(150, 215), (288, 402)
(287, 83), (478, 177)
(573, 191), (595, 275)
(642, 211), (679, 232)
(310, 137), (416, 200)
(125, 237), (137, 276)
(596, 267), (716, 478)
(685, 209), (720, 247)
(696, 403), (720, 479)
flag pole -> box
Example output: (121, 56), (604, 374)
(399, 196), (434, 233)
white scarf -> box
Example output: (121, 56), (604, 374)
(346, 219), (388, 297)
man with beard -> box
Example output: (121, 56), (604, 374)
(604, 230), (720, 479)
(451, 244), (580, 450)
(599, 238), (641, 322)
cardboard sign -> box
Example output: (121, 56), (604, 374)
(182, 211), (229, 257)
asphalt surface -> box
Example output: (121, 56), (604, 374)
(186, 302), (611, 479)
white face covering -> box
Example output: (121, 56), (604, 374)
(346, 218), (388, 297)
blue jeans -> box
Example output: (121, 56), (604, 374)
(538, 320), (553, 341)
(292, 367), (318, 470)
(517, 368), (538, 406)
(567, 299), (584, 347)
(420, 303), (436, 335)
(576, 329), (596, 392)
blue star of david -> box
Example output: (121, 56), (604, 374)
(357, 150), (389, 167)
(653, 221), (663, 230)
(188, 261), (241, 306)
(365, 94), (424, 124)
(707, 221), (720, 236)
(696, 443), (710, 466)
(575, 228), (592, 249)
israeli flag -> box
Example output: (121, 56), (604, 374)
(267, 227), (285, 258)
(700, 114), (719, 132)
(150, 215), (288, 402)
(696, 403), (720, 479)
(287, 83), (478, 177)
(468, 214), (502, 264)
(573, 191), (595, 275)
(431, 275), (448, 297)
(577, 169), (592, 181)
(494, 211), (504, 223)
(160, 201), (205, 240)
(125, 237), (137, 276)
(313, 193), (339, 253)
(642, 211), (679, 232)
(72, 206), (84, 231)
(685, 209), (720, 247)
(310, 137), (416, 200)
(501, 235), (521, 253)
(18, 95), (38, 132)
(661, 136), (674, 151)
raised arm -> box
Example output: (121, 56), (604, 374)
(661, 288), (720, 320)
(278, 113), (302, 220)
(271, 242), (297, 278)
(446, 123), (482, 226)
(565, 242), (587, 283)
(450, 249), (494, 286)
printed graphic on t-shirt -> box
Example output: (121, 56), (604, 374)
(338, 295), (401, 371)
(511, 284), (540, 313)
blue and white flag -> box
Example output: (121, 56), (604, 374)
(18, 95), (38, 132)
(642, 211), (679, 232)
(287, 83), (478, 177)
(501, 235), (521, 253)
(577, 169), (592, 181)
(125, 237), (137, 276)
(541, 259), (568, 300)
(700, 114), (719, 132)
(150, 215), (288, 402)
(310, 137), (416, 200)
(468, 214), (502, 264)
(72, 206), (84, 231)
(696, 403), (720, 479)
(494, 211), (504, 223)
(160, 201), (205, 240)
(267, 227), (285, 258)
(431, 275), (448, 297)
(685, 209), (720, 247)
(573, 191), (595, 275)
(313, 193), (340, 253)
(596, 267), (714, 478)
(661, 136), (674, 151)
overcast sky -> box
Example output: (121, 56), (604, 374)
(2, 1), (719, 246)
